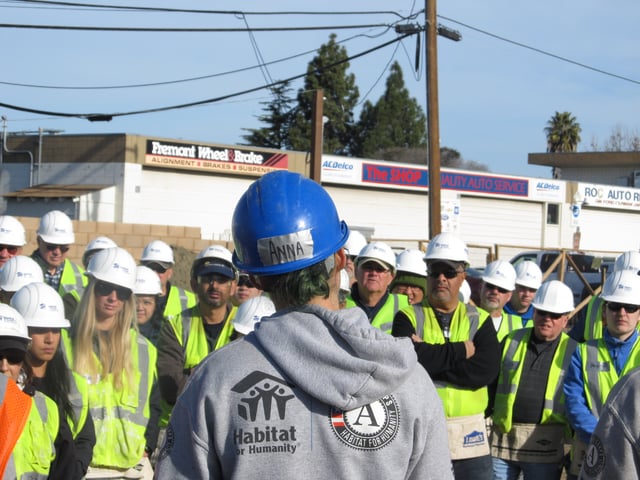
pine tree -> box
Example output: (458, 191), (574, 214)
(287, 34), (359, 155)
(241, 82), (294, 149)
(352, 61), (426, 158)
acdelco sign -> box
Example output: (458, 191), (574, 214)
(322, 160), (354, 170)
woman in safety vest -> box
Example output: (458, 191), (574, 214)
(11, 282), (95, 479)
(0, 303), (60, 479)
(65, 247), (159, 480)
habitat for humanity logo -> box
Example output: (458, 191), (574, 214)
(329, 395), (399, 451)
(231, 371), (298, 456)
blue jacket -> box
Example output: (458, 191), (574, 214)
(563, 329), (639, 443)
(503, 302), (533, 324)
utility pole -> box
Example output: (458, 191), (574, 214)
(309, 89), (324, 183)
(426, 0), (441, 239)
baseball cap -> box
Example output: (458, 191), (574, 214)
(195, 259), (236, 279)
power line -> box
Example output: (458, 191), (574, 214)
(438, 14), (640, 86)
(0, 31), (414, 121)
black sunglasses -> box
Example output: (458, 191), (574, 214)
(0, 245), (18, 254)
(197, 274), (232, 285)
(485, 283), (510, 294)
(238, 276), (255, 288)
(94, 281), (132, 301)
(536, 309), (564, 320)
(144, 262), (168, 274)
(428, 268), (460, 279)
(607, 303), (640, 313)
(45, 244), (70, 253)
(0, 351), (24, 365)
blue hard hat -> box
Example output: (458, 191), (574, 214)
(232, 171), (349, 275)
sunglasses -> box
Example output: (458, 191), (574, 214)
(45, 244), (70, 253)
(94, 281), (132, 301)
(360, 263), (389, 273)
(144, 262), (168, 274)
(238, 276), (255, 288)
(536, 309), (564, 320)
(0, 351), (24, 365)
(197, 274), (232, 285)
(607, 303), (640, 313)
(428, 268), (460, 279)
(485, 283), (510, 294)
(0, 245), (18, 255)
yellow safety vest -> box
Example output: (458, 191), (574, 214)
(62, 329), (157, 469)
(345, 293), (409, 333)
(495, 312), (523, 342)
(58, 259), (88, 296)
(11, 389), (59, 480)
(162, 285), (197, 319)
(580, 336), (640, 417)
(493, 328), (577, 433)
(583, 295), (605, 341)
(400, 301), (489, 417)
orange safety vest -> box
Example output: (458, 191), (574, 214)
(0, 376), (32, 477)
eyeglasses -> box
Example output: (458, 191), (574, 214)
(0, 351), (24, 365)
(485, 283), (510, 294)
(0, 245), (18, 254)
(45, 244), (70, 253)
(94, 281), (132, 301)
(428, 268), (461, 279)
(197, 274), (232, 285)
(607, 303), (640, 313)
(238, 275), (255, 288)
(535, 309), (565, 320)
(144, 262), (168, 274)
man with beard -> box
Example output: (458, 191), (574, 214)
(157, 245), (238, 408)
(392, 232), (500, 480)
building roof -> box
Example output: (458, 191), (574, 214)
(528, 151), (640, 168)
(3, 184), (111, 198)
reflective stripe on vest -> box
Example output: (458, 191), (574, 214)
(496, 313), (522, 342)
(493, 328), (577, 433)
(163, 286), (196, 319)
(68, 371), (89, 439)
(581, 337), (640, 418)
(584, 296), (605, 341)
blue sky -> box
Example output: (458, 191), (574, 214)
(1, 0), (639, 178)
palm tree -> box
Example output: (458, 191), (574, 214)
(544, 111), (582, 152)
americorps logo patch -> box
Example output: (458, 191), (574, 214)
(583, 434), (606, 476)
(329, 395), (399, 451)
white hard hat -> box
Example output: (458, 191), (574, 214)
(601, 270), (640, 304)
(86, 247), (137, 291)
(514, 261), (543, 290)
(0, 304), (30, 342)
(82, 236), (117, 267)
(345, 230), (367, 257)
(396, 249), (427, 277)
(232, 295), (276, 335)
(458, 279), (472, 303)
(532, 280), (574, 314)
(424, 232), (469, 264)
(134, 266), (162, 296)
(339, 269), (350, 293)
(141, 240), (174, 266)
(11, 282), (70, 329)
(0, 216), (26, 246)
(482, 259), (516, 291)
(0, 256), (45, 293)
(196, 244), (233, 264)
(37, 210), (75, 245)
(356, 241), (396, 273)
(614, 251), (640, 274)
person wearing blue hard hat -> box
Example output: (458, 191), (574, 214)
(155, 170), (452, 480)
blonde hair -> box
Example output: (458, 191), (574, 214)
(71, 280), (138, 390)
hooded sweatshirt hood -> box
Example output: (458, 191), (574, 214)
(253, 304), (417, 411)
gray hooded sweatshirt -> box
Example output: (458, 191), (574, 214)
(155, 304), (453, 479)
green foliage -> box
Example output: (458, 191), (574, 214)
(351, 61), (426, 158)
(241, 82), (294, 149)
(287, 34), (359, 155)
(544, 111), (582, 153)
